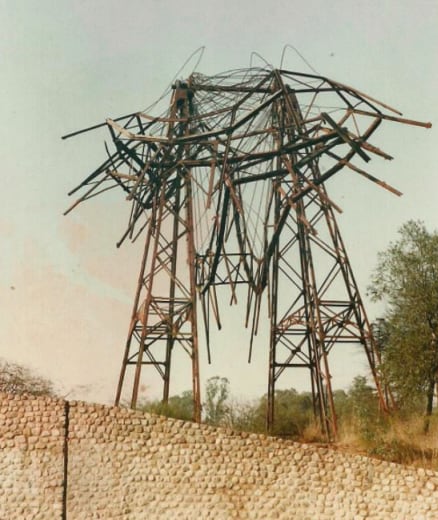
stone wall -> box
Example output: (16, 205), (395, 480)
(1, 392), (438, 519)
(0, 393), (65, 519)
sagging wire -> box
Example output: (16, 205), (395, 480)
(280, 44), (320, 75)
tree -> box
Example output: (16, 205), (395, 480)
(226, 397), (265, 433)
(346, 376), (384, 441)
(228, 389), (314, 438)
(0, 359), (55, 397)
(203, 376), (230, 426)
(139, 390), (194, 421)
(368, 220), (438, 428)
(268, 389), (314, 437)
(139, 376), (232, 425)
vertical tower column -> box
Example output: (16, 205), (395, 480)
(266, 73), (386, 438)
(115, 85), (201, 420)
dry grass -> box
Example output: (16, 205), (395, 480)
(335, 414), (438, 470)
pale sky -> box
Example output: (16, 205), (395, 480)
(1, 0), (437, 404)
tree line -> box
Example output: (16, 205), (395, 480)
(138, 374), (385, 440)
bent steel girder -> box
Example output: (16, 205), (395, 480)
(64, 67), (430, 436)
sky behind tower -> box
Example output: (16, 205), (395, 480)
(1, 0), (437, 404)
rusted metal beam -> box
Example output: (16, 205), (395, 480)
(65, 65), (430, 439)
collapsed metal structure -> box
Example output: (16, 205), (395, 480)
(64, 67), (430, 438)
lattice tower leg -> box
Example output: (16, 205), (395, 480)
(114, 174), (201, 421)
(266, 74), (386, 439)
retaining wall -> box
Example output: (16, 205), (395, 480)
(1, 392), (437, 519)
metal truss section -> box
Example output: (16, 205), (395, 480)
(64, 66), (430, 437)
(114, 177), (201, 419)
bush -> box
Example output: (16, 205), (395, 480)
(0, 359), (55, 397)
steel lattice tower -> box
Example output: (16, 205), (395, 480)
(64, 67), (430, 438)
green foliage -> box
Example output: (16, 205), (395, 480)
(0, 359), (55, 397)
(269, 389), (314, 438)
(339, 376), (387, 444)
(140, 376), (232, 425)
(332, 389), (349, 418)
(368, 220), (438, 416)
(225, 398), (265, 433)
(139, 390), (194, 421)
(228, 388), (315, 439)
(139, 377), (232, 425)
(203, 376), (230, 426)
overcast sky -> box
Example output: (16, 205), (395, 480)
(1, 0), (437, 404)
